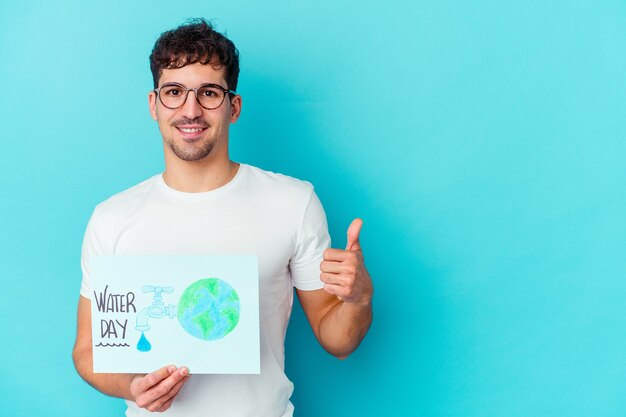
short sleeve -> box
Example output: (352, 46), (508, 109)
(290, 189), (331, 290)
(79, 208), (109, 298)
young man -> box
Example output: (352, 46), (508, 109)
(73, 18), (373, 416)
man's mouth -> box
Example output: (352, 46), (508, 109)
(174, 125), (209, 140)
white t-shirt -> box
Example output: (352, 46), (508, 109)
(80, 164), (330, 417)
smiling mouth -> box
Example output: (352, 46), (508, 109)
(175, 125), (208, 140)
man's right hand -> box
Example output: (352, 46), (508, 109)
(73, 297), (191, 410)
(130, 365), (190, 412)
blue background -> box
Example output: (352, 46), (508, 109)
(1, 1), (626, 416)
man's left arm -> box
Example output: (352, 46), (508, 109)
(297, 218), (373, 359)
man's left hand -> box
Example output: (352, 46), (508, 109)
(320, 218), (373, 305)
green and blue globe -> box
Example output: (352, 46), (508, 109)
(177, 278), (240, 341)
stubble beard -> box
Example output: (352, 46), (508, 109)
(165, 116), (214, 161)
(167, 138), (214, 162)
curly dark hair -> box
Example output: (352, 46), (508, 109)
(149, 18), (240, 91)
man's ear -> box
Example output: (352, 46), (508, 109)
(148, 91), (158, 121)
(230, 94), (242, 123)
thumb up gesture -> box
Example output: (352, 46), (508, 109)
(320, 219), (373, 305)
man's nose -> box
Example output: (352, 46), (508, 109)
(179, 90), (203, 119)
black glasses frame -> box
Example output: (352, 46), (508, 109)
(154, 82), (237, 110)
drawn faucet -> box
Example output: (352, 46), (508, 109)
(135, 285), (177, 332)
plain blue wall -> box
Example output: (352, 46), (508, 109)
(1, 0), (626, 415)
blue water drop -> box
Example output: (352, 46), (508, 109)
(137, 332), (151, 352)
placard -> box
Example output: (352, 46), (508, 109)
(88, 255), (259, 374)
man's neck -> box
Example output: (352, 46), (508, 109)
(162, 157), (239, 193)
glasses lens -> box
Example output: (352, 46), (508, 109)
(160, 85), (186, 108)
(197, 86), (225, 109)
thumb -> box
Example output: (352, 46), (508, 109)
(346, 218), (363, 251)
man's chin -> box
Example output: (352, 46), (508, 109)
(169, 143), (214, 162)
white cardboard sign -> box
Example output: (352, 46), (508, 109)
(88, 255), (260, 374)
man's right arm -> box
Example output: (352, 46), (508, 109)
(72, 295), (190, 412)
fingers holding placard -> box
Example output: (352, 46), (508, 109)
(130, 364), (190, 412)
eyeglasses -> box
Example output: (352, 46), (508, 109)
(154, 82), (236, 110)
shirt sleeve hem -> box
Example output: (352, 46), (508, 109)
(293, 281), (325, 291)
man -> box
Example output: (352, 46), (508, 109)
(73, 18), (373, 416)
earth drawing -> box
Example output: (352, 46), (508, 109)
(177, 278), (240, 341)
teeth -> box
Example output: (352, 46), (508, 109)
(180, 128), (204, 133)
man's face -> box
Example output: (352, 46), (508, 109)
(149, 61), (241, 162)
